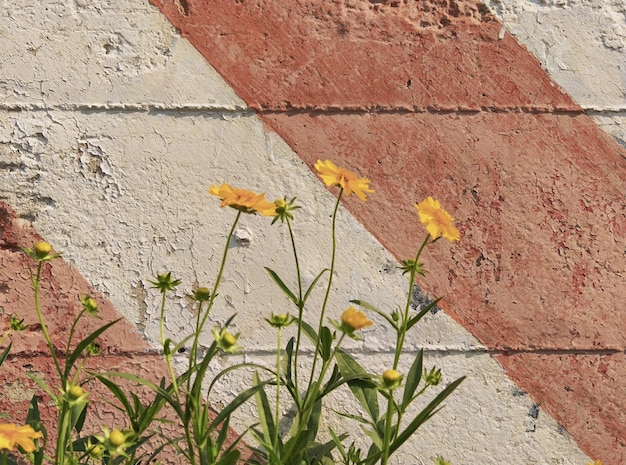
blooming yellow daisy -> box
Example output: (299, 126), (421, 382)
(0, 423), (42, 452)
(209, 183), (276, 216)
(415, 197), (460, 242)
(341, 306), (373, 332)
(314, 160), (374, 201)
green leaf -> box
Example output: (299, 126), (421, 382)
(216, 449), (240, 465)
(96, 375), (133, 417)
(350, 299), (397, 330)
(216, 415), (231, 454)
(406, 297), (442, 332)
(300, 319), (318, 344)
(319, 326), (332, 361)
(302, 268), (329, 306)
(335, 350), (379, 422)
(210, 382), (269, 433)
(0, 341), (11, 366)
(252, 371), (276, 445)
(265, 267), (298, 305)
(390, 376), (465, 455)
(401, 349), (424, 410)
(71, 401), (88, 433)
(283, 337), (295, 388)
(65, 318), (121, 379)
(26, 395), (46, 465)
(99, 371), (184, 418)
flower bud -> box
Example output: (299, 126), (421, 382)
(267, 313), (291, 328)
(88, 443), (105, 459)
(423, 367), (442, 386)
(382, 369), (402, 389)
(193, 287), (211, 302)
(9, 315), (27, 331)
(80, 295), (99, 316)
(67, 384), (84, 401)
(212, 327), (242, 354)
(109, 429), (126, 447)
(222, 332), (236, 348)
(33, 241), (52, 259)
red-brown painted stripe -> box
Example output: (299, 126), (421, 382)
(150, 0), (626, 463)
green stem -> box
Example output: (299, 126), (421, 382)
(383, 234), (431, 465)
(274, 327), (283, 450)
(286, 218), (304, 405)
(308, 190), (342, 391)
(159, 289), (180, 402)
(196, 211), (241, 344)
(381, 392), (396, 465)
(185, 210), (240, 465)
(66, 309), (86, 366)
(393, 234), (430, 370)
(32, 262), (63, 381)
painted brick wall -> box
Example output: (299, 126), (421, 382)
(1, 1), (625, 464)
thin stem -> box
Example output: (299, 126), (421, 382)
(393, 234), (430, 370)
(274, 327), (283, 450)
(381, 393), (395, 465)
(196, 211), (241, 342)
(308, 190), (342, 390)
(318, 332), (345, 384)
(384, 234), (430, 465)
(159, 290), (180, 401)
(286, 218), (304, 405)
(32, 262), (63, 380)
(66, 309), (86, 363)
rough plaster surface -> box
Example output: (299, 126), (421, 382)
(483, 0), (626, 147)
(0, 0), (608, 463)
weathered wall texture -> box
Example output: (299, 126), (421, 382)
(484, 0), (626, 146)
(1, 0), (625, 464)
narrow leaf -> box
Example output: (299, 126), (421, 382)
(0, 341), (11, 366)
(406, 297), (442, 331)
(319, 326), (332, 361)
(216, 449), (240, 465)
(335, 350), (379, 422)
(391, 376), (465, 455)
(65, 319), (121, 379)
(401, 349), (423, 410)
(265, 267), (298, 305)
(252, 371), (276, 445)
(210, 383), (269, 432)
(302, 268), (329, 306)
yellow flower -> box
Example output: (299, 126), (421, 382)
(0, 423), (42, 453)
(314, 160), (374, 201)
(209, 183), (276, 216)
(415, 197), (460, 242)
(341, 306), (373, 332)
(586, 461), (603, 465)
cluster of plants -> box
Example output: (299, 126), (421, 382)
(0, 159), (549, 465)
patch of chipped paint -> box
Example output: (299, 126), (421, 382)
(3, 118), (49, 162)
(74, 138), (121, 201)
(4, 380), (37, 403)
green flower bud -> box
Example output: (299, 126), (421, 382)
(423, 366), (442, 386)
(382, 369), (402, 389)
(109, 430), (125, 447)
(193, 287), (211, 302)
(267, 313), (291, 328)
(67, 384), (84, 400)
(33, 241), (52, 259)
